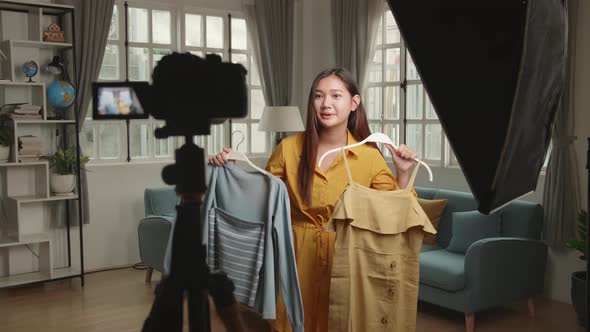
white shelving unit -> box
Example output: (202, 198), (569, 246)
(0, 1), (83, 288)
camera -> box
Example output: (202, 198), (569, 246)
(92, 52), (248, 137)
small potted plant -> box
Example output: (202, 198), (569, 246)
(566, 209), (589, 327)
(41, 147), (89, 195)
(0, 118), (12, 162)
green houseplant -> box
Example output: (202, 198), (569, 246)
(566, 209), (588, 327)
(0, 117), (13, 162)
(41, 147), (89, 194)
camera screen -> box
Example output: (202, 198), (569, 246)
(92, 82), (149, 120)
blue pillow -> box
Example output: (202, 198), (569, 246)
(446, 210), (501, 253)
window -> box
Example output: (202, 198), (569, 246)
(227, 17), (267, 155)
(84, 2), (265, 162)
(368, 7), (453, 167)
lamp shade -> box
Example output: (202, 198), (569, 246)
(258, 106), (304, 132)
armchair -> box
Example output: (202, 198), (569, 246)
(138, 187), (177, 282)
(416, 187), (547, 332)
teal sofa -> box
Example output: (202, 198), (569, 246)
(415, 187), (547, 332)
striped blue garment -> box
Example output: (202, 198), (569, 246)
(207, 207), (265, 307)
(163, 163), (304, 332)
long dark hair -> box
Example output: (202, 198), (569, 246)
(298, 67), (372, 205)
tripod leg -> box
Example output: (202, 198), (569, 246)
(142, 277), (184, 332)
(209, 270), (247, 332)
(188, 287), (211, 332)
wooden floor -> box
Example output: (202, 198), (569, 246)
(0, 267), (584, 332)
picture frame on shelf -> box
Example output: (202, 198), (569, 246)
(43, 23), (65, 43)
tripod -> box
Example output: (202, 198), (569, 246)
(142, 137), (246, 332)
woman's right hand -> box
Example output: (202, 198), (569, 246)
(208, 147), (233, 166)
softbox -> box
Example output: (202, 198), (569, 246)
(387, 0), (567, 213)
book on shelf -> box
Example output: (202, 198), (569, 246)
(16, 103), (41, 110)
(19, 141), (41, 147)
(18, 136), (42, 156)
(1, 103), (43, 119)
(18, 135), (41, 142)
(18, 149), (41, 155)
(10, 114), (43, 120)
(18, 158), (42, 163)
(18, 157), (41, 163)
(15, 110), (41, 114)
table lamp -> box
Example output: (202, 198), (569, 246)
(258, 106), (304, 147)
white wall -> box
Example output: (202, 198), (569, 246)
(83, 162), (167, 270)
(67, 0), (590, 306)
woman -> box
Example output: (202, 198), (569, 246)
(209, 67), (417, 332)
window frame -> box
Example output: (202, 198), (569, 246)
(84, 1), (266, 164)
(367, 6), (453, 168)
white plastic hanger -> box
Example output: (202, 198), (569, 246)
(226, 150), (268, 174)
(317, 132), (433, 181)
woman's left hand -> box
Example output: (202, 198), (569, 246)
(385, 144), (417, 173)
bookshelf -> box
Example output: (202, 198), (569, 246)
(0, 0), (84, 288)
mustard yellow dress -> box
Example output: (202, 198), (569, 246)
(265, 131), (404, 332)
(327, 150), (435, 331)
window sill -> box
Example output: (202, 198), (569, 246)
(87, 159), (173, 167)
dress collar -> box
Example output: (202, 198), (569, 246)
(346, 129), (360, 158)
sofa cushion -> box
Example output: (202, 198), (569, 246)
(447, 210), (501, 254)
(430, 189), (479, 248)
(419, 249), (466, 291)
(415, 187), (437, 199)
(421, 243), (440, 252)
(418, 198), (448, 245)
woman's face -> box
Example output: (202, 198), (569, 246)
(313, 75), (360, 131)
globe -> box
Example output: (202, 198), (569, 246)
(47, 80), (76, 109)
(22, 61), (38, 82)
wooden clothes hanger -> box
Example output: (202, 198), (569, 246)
(317, 132), (434, 181)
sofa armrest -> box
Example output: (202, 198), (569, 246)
(464, 237), (547, 312)
(138, 216), (174, 272)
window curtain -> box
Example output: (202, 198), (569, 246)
(332, 0), (383, 91)
(245, 0), (294, 106)
(542, 0), (581, 248)
(57, 0), (115, 225)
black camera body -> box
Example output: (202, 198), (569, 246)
(92, 52), (248, 137)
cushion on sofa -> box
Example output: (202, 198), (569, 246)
(419, 249), (466, 291)
(418, 198), (448, 245)
(415, 187), (437, 199)
(421, 243), (440, 252)
(447, 210), (501, 254)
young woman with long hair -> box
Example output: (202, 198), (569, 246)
(209, 67), (417, 332)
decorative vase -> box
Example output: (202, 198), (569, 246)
(0, 145), (9, 162)
(572, 271), (587, 327)
(50, 174), (75, 195)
